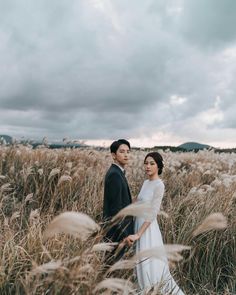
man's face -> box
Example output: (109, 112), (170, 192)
(112, 144), (130, 167)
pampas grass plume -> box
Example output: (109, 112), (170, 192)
(25, 193), (34, 203)
(107, 259), (136, 273)
(135, 244), (191, 263)
(93, 278), (134, 294)
(31, 260), (63, 274)
(43, 211), (100, 241)
(91, 242), (118, 252)
(111, 201), (154, 222)
(48, 168), (60, 180)
(192, 212), (227, 237)
(57, 175), (72, 185)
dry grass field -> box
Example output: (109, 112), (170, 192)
(0, 145), (235, 295)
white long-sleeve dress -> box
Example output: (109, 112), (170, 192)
(135, 179), (184, 294)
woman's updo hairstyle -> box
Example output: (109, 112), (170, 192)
(144, 152), (164, 175)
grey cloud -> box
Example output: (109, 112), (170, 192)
(150, 0), (236, 49)
(0, 0), (236, 146)
(179, 0), (236, 49)
(219, 103), (236, 129)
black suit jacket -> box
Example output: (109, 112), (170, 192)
(103, 164), (134, 242)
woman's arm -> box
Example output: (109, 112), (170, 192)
(125, 221), (151, 245)
(125, 183), (165, 245)
(132, 196), (138, 203)
(137, 221), (151, 237)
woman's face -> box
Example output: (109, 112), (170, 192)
(144, 156), (158, 177)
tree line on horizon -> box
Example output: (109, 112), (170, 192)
(1, 134), (235, 153)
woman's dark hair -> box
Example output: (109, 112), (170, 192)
(144, 152), (164, 175)
(110, 139), (131, 153)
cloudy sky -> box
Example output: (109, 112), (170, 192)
(1, 0), (236, 148)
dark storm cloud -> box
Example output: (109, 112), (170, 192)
(0, 0), (164, 116)
(0, 0), (236, 145)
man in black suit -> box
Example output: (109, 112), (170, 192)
(103, 139), (134, 259)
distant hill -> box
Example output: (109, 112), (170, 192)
(178, 142), (211, 151)
(0, 135), (13, 144)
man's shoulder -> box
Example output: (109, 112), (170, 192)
(106, 169), (121, 178)
(106, 164), (120, 175)
(105, 165), (123, 181)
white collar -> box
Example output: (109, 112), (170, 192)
(113, 163), (125, 173)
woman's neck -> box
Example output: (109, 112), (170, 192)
(148, 174), (159, 181)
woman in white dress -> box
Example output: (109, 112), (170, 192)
(126, 152), (184, 294)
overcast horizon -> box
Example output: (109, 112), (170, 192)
(1, 0), (236, 148)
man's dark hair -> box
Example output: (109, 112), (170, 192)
(144, 152), (164, 175)
(110, 139), (131, 153)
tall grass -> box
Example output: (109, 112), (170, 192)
(0, 145), (235, 294)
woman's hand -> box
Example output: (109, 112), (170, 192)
(125, 234), (140, 246)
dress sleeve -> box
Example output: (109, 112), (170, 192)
(145, 182), (165, 222)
